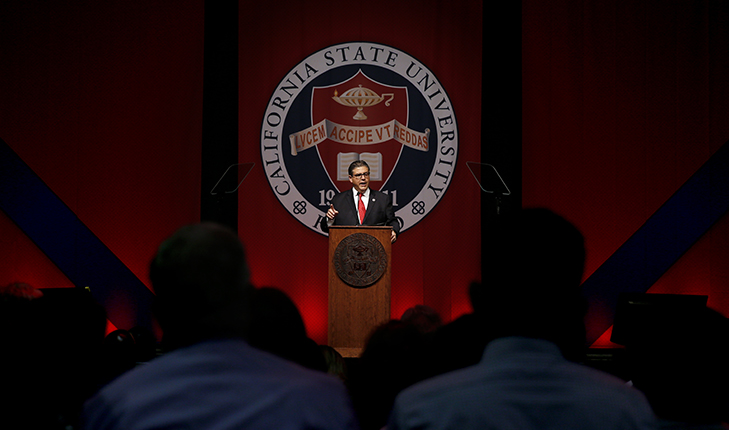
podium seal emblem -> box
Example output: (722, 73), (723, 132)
(333, 233), (387, 288)
(260, 42), (458, 236)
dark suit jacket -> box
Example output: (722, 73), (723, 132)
(320, 188), (400, 235)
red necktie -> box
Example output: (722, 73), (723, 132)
(358, 193), (366, 224)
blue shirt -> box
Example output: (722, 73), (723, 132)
(82, 338), (359, 430)
(389, 337), (657, 430)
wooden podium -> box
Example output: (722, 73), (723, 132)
(327, 226), (392, 357)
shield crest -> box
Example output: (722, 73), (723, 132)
(312, 70), (408, 191)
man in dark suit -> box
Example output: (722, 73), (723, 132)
(320, 160), (399, 243)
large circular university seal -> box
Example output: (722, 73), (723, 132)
(260, 42), (459, 236)
(333, 233), (387, 288)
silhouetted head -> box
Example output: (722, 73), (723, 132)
(249, 287), (307, 343)
(352, 319), (429, 430)
(0, 284), (106, 428)
(247, 286), (326, 371)
(472, 208), (587, 357)
(150, 223), (253, 349)
(400, 305), (443, 334)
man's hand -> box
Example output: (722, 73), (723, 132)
(326, 204), (339, 220)
(391, 230), (397, 243)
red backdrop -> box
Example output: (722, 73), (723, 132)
(4, 0), (729, 348)
(0, 0), (483, 344)
(523, 0), (729, 346)
(0, 1), (205, 334)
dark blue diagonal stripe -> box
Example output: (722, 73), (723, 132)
(583, 140), (729, 344)
(0, 138), (154, 331)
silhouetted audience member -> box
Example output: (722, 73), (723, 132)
(248, 286), (327, 372)
(399, 300), (492, 379)
(100, 329), (137, 382)
(349, 320), (430, 430)
(319, 344), (349, 384)
(400, 305), (442, 334)
(100, 326), (160, 386)
(388, 208), (657, 430)
(420, 307), (492, 378)
(628, 305), (729, 429)
(0, 281), (43, 300)
(0, 283), (106, 430)
(129, 325), (158, 362)
(81, 223), (358, 430)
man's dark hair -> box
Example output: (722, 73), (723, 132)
(150, 223), (253, 349)
(348, 160), (370, 176)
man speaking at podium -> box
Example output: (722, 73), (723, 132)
(321, 160), (399, 243)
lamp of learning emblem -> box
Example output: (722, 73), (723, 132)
(332, 85), (394, 120)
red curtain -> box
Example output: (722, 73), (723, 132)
(0, 1), (483, 344)
(0, 1), (205, 333)
(523, 0), (729, 346)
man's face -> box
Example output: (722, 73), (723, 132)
(349, 166), (370, 193)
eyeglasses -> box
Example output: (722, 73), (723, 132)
(351, 172), (370, 178)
